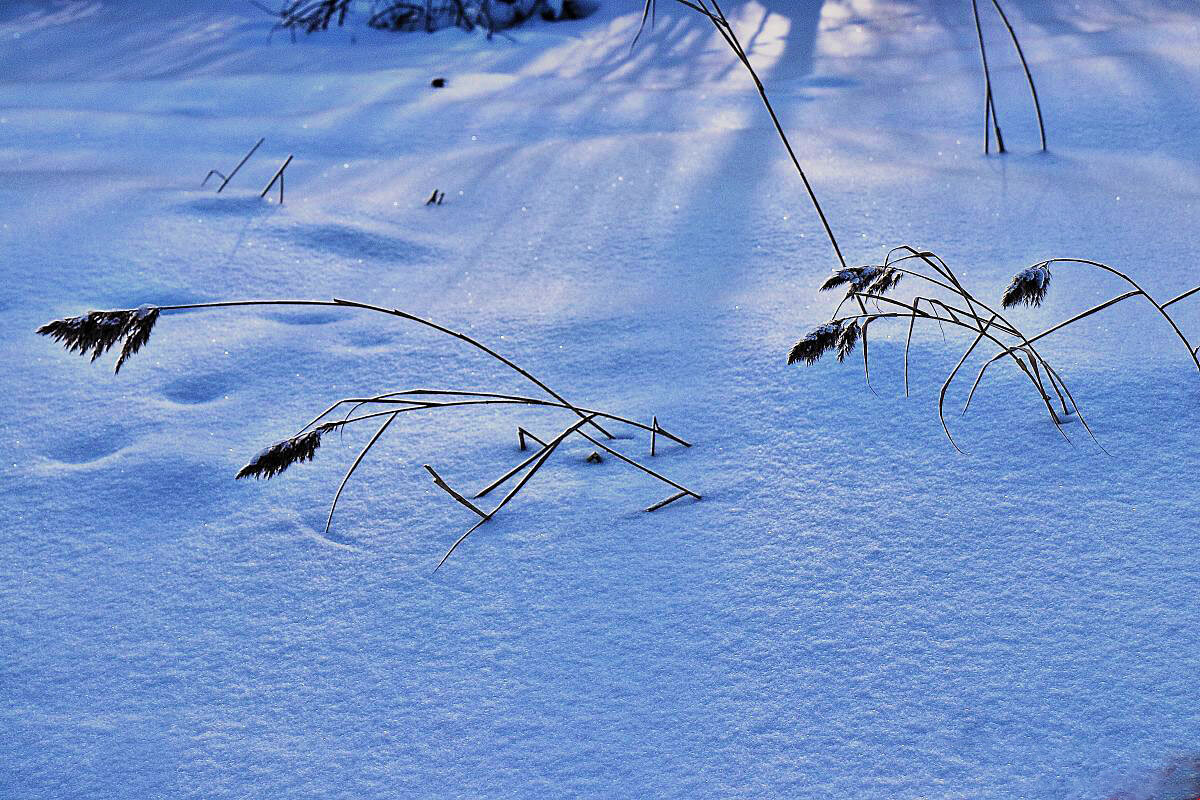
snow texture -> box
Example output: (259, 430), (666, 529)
(3, 0), (1200, 797)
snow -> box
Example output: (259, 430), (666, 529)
(3, 0), (1200, 797)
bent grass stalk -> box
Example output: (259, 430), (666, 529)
(37, 298), (698, 569)
(961, 259), (1200, 414)
(787, 250), (1105, 452)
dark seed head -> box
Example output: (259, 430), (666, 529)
(1002, 265), (1052, 308)
(37, 306), (161, 372)
(836, 320), (860, 362)
(788, 321), (843, 366)
(236, 424), (336, 480)
(820, 266), (901, 297)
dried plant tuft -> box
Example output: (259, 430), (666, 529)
(37, 306), (161, 372)
(236, 424), (336, 480)
(790, 247), (1102, 451)
(1001, 265), (1051, 308)
(39, 297), (698, 569)
(788, 322), (843, 366)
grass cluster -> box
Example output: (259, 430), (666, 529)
(635, 0), (1199, 449)
(38, 299), (698, 569)
(255, 0), (590, 39)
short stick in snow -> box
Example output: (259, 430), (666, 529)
(38, 298), (698, 569)
(260, 155), (293, 204)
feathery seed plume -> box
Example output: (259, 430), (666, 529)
(115, 306), (160, 374)
(38, 306), (162, 373)
(236, 424), (336, 480)
(820, 266), (901, 297)
(788, 321), (844, 365)
(836, 319), (861, 362)
(1002, 265), (1052, 308)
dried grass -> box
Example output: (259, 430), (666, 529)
(38, 298), (698, 569)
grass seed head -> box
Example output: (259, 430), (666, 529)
(115, 306), (160, 374)
(236, 424), (336, 480)
(864, 268), (902, 296)
(836, 319), (860, 362)
(1002, 265), (1052, 308)
(37, 306), (161, 371)
(788, 321), (844, 365)
(820, 266), (901, 297)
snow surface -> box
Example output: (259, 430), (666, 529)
(3, 0), (1200, 797)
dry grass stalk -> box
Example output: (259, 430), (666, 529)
(38, 298), (698, 569)
(790, 246), (1099, 451)
(972, 0), (1047, 153)
(636, 0), (846, 269)
(970, 0), (1005, 154)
